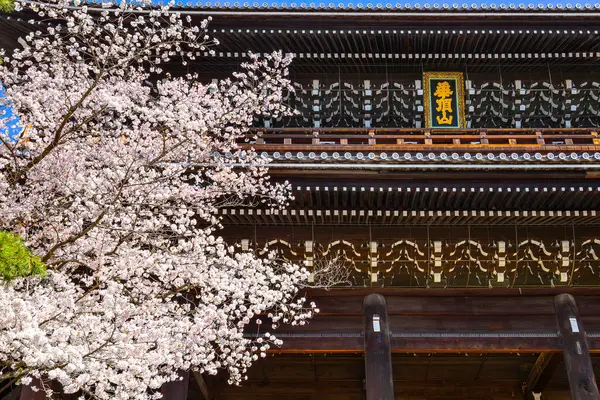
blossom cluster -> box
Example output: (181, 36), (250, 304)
(0, 1), (314, 398)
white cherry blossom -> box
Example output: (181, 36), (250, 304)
(0, 1), (314, 398)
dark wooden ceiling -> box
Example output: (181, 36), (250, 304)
(206, 27), (600, 59)
(207, 352), (582, 400)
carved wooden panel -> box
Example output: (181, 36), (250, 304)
(222, 225), (600, 288)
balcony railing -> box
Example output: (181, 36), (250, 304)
(242, 128), (600, 152)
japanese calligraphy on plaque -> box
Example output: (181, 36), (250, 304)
(423, 72), (466, 129)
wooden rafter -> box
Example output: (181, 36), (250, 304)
(523, 353), (562, 400)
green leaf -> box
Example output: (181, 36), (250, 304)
(0, 0), (14, 13)
(0, 230), (46, 281)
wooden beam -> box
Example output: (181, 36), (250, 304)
(303, 287), (600, 298)
(298, 294), (560, 316)
(192, 370), (211, 400)
(555, 293), (600, 400)
(523, 353), (561, 400)
(390, 336), (561, 354)
(261, 315), (560, 334)
(363, 294), (394, 400)
(160, 370), (189, 400)
(271, 336), (563, 354)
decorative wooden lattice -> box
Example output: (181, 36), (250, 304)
(256, 79), (600, 129)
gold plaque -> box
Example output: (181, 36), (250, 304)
(423, 71), (466, 129)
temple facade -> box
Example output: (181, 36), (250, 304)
(206, 4), (600, 399)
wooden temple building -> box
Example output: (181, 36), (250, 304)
(4, 0), (600, 399)
(206, 3), (600, 399)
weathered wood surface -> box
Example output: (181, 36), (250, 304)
(555, 293), (600, 400)
(19, 387), (48, 400)
(256, 314), (560, 332)
(363, 294), (394, 400)
(265, 336), (563, 353)
(160, 370), (190, 400)
(304, 295), (560, 316)
(19, 379), (49, 400)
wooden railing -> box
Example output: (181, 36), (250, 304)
(242, 128), (600, 151)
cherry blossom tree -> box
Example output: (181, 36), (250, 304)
(0, 1), (316, 398)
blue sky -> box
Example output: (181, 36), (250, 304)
(0, 85), (22, 143)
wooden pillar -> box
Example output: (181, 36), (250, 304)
(554, 293), (600, 400)
(363, 293), (394, 400)
(160, 370), (190, 400)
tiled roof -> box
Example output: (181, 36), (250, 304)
(160, 0), (600, 10)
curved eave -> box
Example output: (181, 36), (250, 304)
(44, 0), (600, 18)
(167, 6), (600, 19)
